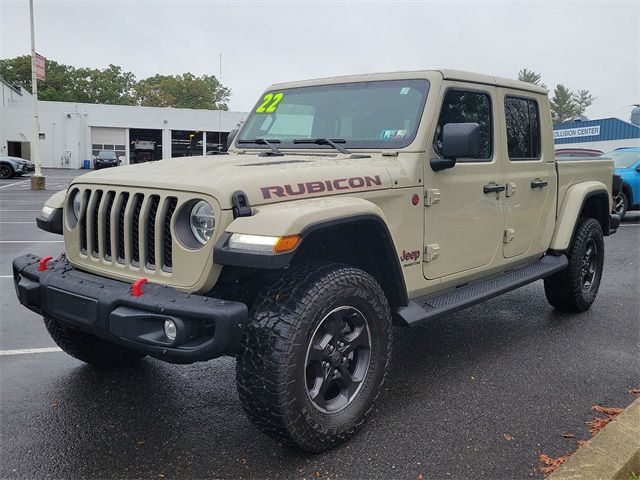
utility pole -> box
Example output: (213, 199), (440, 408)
(29, 0), (46, 190)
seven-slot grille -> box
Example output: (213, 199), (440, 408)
(78, 189), (178, 271)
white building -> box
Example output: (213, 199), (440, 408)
(0, 76), (247, 169)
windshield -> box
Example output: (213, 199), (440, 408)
(602, 150), (640, 169)
(237, 79), (430, 150)
(98, 151), (117, 159)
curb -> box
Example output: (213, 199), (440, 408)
(548, 397), (640, 480)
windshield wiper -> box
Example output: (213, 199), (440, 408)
(293, 138), (351, 155)
(237, 138), (283, 156)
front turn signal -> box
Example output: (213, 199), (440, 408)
(274, 235), (301, 253)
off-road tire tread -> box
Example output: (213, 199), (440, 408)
(235, 263), (392, 452)
(544, 217), (604, 312)
(44, 316), (146, 367)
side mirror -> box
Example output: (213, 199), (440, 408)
(223, 128), (239, 152)
(442, 122), (480, 160)
(636, 165), (640, 173)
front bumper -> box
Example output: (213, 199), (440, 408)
(13, 254), (248, 364)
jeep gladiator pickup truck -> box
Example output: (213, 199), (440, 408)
(14, 69), (619, 452)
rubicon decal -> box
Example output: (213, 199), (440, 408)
(261, 175), (382, 199)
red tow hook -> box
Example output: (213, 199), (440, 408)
(131, 278), (148, 297)
(38, 256), (53, 272)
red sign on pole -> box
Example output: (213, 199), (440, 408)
(35, 53), (46, 81)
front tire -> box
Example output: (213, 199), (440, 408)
(44, 317), (146, 367)
(236, 263), (392, 452)
(544, 217), (604, 312)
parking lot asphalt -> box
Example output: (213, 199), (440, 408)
(1, 169), (639, 480)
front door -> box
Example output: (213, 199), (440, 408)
(423, 84), (504, 280)
(499, 90), (556, 259)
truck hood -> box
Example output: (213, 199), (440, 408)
(71, 153), (401, 209)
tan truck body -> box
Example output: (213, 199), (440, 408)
(48, 69), (612, 301)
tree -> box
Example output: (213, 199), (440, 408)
(0, 56), (231, 110)
(550, 84), (580, 122)
(134, 73), (230, 110)
(517, 68), (596, 122)
(517, 68), (547, 91)
(572, 89), (596, 117)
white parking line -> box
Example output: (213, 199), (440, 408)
(620, 224), (639, 227)
(0, 275), (13, 278)
(0, 240), (64, 243)
(0, 347), (62, 356)
(0, 180), (30, 190)
(0, 210), (40, 212)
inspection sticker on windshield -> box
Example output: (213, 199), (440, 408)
(399, 87), (411, 95)
(380, 129), (407, 140)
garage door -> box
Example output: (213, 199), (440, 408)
(91, 127), (126, 158)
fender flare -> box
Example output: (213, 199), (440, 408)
(549, 181), (609, 251)
(213, 196), (408, 305)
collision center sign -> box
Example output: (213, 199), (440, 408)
(553, 125), (600, 140)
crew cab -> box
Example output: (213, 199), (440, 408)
(14, 69), (618, 452)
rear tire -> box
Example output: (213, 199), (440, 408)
(44, 317), (146, 367)
(544, 217), (604, 312)
(612, 192), (628, 219)
(236, 263), (392, 452)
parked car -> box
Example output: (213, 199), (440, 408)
(555, 148), (603, 158)
(93, 150), (120, 170)
(0, 155), (35, 179)
(605, 147), (640, 218)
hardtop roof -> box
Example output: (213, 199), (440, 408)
(269, 69), (548, 95)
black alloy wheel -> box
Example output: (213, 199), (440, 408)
(305, 306), (371, 413)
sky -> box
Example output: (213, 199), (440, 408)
(1, 0), (638, 119)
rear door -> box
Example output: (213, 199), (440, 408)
(499, 90), (556, 259)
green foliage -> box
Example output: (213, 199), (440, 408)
(551, 84), (581, 122)
(517, 68), (547, 91)
(134, 73), (230, 110)
(518, 68), (596, 122)
(0, 56), (230, 110)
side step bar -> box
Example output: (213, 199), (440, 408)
(395, 254), (568, 327)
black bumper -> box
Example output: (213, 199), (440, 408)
(13, 254), (248, 364)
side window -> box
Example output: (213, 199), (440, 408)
(504, 96), (541, 160)
(433, 89), (493, 161)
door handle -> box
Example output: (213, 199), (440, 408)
(483, 183), (506, 194)
(531, 179), (548, 189)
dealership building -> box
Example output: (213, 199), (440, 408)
(0, 76), (247, 169)
(553, 117), (640, 152)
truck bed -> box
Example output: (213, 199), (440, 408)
(555, 157), (614, 216)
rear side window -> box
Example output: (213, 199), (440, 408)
(504, 96), (541, 160)
(433, 89), (493, 161)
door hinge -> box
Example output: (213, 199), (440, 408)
(424, 189), (441, 206)
(423, 244), (440, 262)
(503, 228), (515, 244)
(505, 182), (517, 197)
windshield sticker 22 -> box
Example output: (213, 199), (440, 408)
(256, 92), (284, 113)
(380, 129), (407, 140)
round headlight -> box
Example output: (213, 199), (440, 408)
(190, 201), (215, 245)
(72, 191), (82, 219)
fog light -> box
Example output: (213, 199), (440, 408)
(164, 319), (177, 341)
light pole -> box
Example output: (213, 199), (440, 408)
(29, 0), (45, 190)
